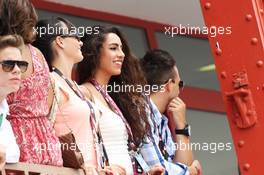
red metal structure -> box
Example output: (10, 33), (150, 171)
(200, 0), (264, 174)
(3, 0), (264, 174)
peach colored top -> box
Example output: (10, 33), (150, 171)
(51, 72), (97, 166)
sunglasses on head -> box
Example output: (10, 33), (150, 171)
(0, 60), (29, 73)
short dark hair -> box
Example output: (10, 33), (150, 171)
(0, 35), (24, 52)
(32, 17), (77, 71)
(140, 49), (177, 87)
(0, 0), (38, 44)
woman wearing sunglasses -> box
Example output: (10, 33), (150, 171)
(0, 35), (28, 170)
(33, 17), (123, 175)
(0, 0), (63, 166)
(33, 16), (94, 170)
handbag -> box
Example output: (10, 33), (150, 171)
(49, 73), (84, 169)
(59, 132), (84, 169)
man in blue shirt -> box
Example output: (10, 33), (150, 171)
(139, 49), (201, 175)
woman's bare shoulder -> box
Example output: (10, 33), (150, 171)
(79, 83), (94, 102)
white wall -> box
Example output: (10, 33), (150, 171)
(187, 109), (239, 175)
(45, 0), (205, 28)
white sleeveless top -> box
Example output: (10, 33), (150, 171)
(0, 99), (20, 163)
(94, 97), (133, 175)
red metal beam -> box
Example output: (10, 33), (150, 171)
(200, 0), (264, 174)
(146, 28), (158, 49)
(180, 86), (225, 113)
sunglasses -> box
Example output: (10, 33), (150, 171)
(59, 34), (81, 42)
(0, 60), (29, 73)
(166, 79), (184, 90)
(178, 80), (184, 90)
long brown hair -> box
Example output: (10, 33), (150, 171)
(0, 0), (38, 43)
(77, 26), (150, 146)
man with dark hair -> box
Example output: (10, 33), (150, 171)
(140, 49), (201, 175)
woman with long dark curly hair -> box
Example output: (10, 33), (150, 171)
(77, 26), (164, 175)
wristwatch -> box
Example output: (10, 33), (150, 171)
(175, 124), (191, 136)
